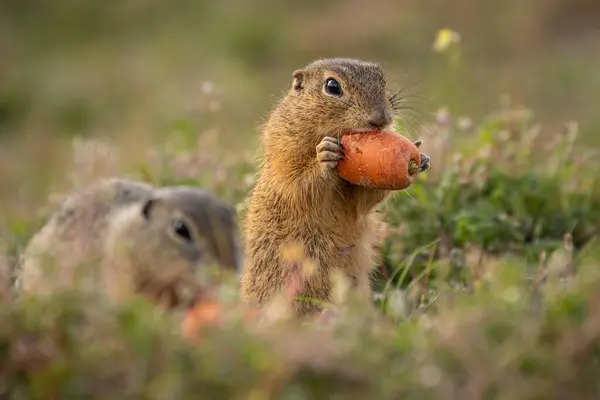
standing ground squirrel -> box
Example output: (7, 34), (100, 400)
(15, 178), (243, 308)
(239, 58), (430, 314)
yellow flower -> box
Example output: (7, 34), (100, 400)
(433, 29), (461, 53)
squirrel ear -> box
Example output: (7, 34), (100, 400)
(141, 198), (156, 220)
(292, 69), (305, 93)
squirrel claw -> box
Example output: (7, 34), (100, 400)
(419, 153), (431, 172)
(317, 136), (345, 171)
(410, 139), (429, 172)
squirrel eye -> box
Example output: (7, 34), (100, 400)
(324, 78), (343, 97)
(172, 220), (192, 242)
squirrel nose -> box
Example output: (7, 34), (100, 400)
(368, 107), (393, 129)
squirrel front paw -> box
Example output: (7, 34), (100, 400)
(316, 136), (345, 173)
(412, 139), (431, 172)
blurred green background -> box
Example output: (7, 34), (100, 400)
(2, 0), (600, 141)
(1, 0), (599, 223)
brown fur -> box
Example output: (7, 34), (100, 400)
(240, 58), (413, 315)
(15, 178), (243, 308)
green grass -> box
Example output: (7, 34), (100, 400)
(1, 103), (599, 398)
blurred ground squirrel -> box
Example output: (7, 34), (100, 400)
(15, 178), (243, 308)
(240, 58), (430, 314)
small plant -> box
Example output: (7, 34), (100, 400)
(374, 103), (600, 302)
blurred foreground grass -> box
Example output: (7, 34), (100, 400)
(1, 102), (599, 398)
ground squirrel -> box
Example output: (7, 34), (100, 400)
(239, 58), (430, 315)
(15, 178), (243, 308)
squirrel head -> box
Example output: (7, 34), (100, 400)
(278, 58), (396, 140)
(110, 187), (243, 292)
